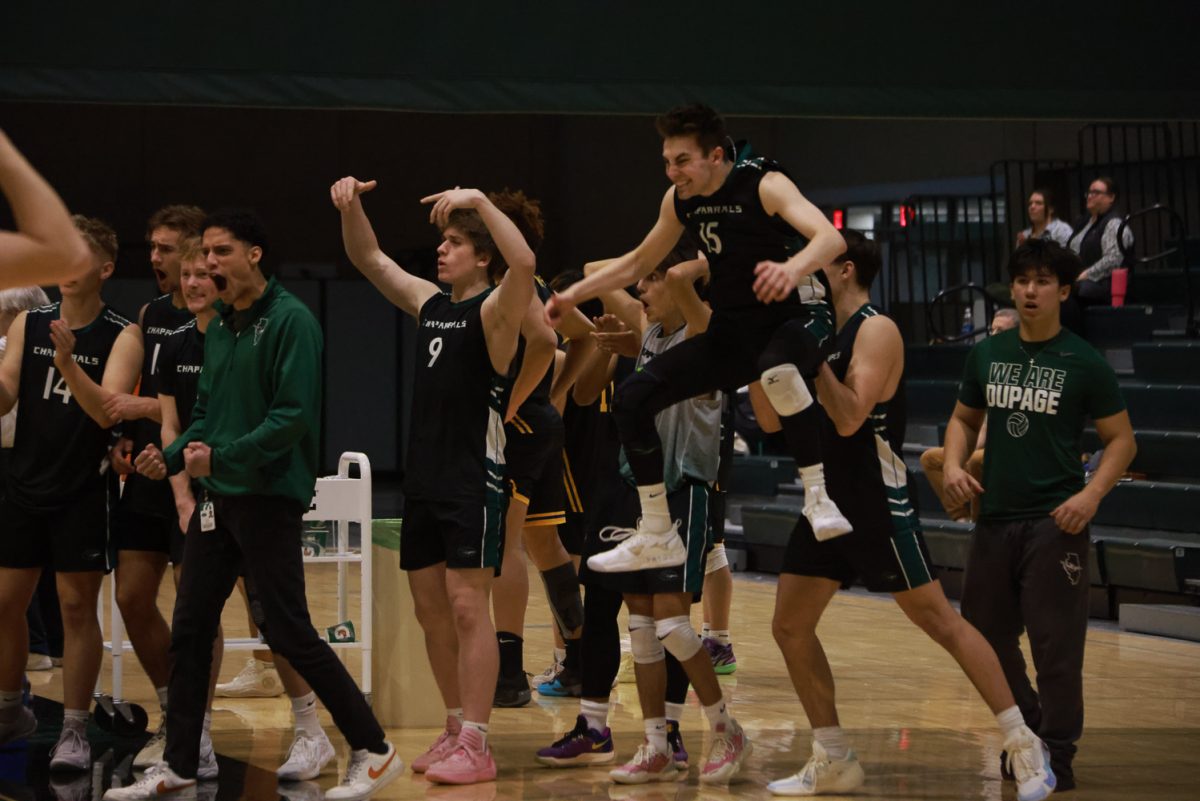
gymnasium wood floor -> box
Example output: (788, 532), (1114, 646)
(11, 562), (1200, 801)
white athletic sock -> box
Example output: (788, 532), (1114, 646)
(711, 629), (731, 646)
(702, 698), (732, 731)
(291, 692), (321, 737)
(814, 726), (849, 761)
(461, 721), (488, 750)
(156, 686), (169, 711)
(637, 483), (671, 532)
(665, 701), (684, 723)
(446, 707), (464, 730)
(553, 647), (566, 665)
(63, 709), (89, 733)
(580, 699), (609, 732)
(644, 717), (668, 754)
(798, 464), (826, 491)
(0, 691), (21, 710)
(203, 711), (212, 733)
(701, 624), (710, 639)
(996, 705), (1025, 740)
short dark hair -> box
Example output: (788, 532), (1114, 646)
(72, 214), (119, 263)
(147, 204), (206, 239)
(836, 229), (881, 289)
(550, 269), (602, 320)
(655, 104), (730, 160)
(1007, 238), (1080, 286)
(202, 209), (269, 260)
(1092, 175), (1119, 201)
(1030, 187), (1057, 217)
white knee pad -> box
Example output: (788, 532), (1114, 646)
(655, 615), (702, 661)
(760, 364), (813, 416)
(629, 614), (664, 664)
(705, 542), (729, 575)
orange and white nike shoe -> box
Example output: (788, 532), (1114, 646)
(325, 742), (404, 800)
(102, 763), (196, 800)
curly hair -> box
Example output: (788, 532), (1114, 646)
(445, 189), (545, 284)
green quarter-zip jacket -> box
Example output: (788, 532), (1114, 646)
(163, 277), (322, 504)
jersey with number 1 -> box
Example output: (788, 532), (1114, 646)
(8, 303), (131, 509)
(674, 156), (826, 311)
(403, 289), (511, 504)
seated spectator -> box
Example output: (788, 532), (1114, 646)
(1067, 176), (1133, 307)
(919, 308), (1018, 521)
(1016, 188), (1073, 247)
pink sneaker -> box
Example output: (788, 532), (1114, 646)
(425, 728), (497, 785)
(700, 719), (751, 784)
(412, 725), (460, 773)
(609, 741), (681, 785)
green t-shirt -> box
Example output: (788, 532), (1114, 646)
(958, 328), (1125, 521)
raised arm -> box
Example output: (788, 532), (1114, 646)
(0, 310), (26, 416)
(506, 293), (559, 420)
(0, 130), (91, 289)
(51, 322), (142, 429)
(332, 177), (439, 317)
(548, 308), (597, 411)
(546, 188), (684, 326)
(754, 172), (846, 303)
(664, 257), (712, 337)
(586, 258), (648, 341)
(814, 316), (903, 436)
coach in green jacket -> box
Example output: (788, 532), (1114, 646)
(132, 210), (396, 796)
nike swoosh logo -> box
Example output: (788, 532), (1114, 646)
(369, 751), (396, 780)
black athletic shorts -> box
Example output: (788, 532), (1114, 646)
(112, 503), (185, 564)
(400, 496), (507, 574)
(781, 499), (936, 593)
(0, 488), (113, 572)
(505, 403), (566, 528)
(580, 481), (712, 597)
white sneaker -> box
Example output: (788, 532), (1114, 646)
(1004, 725), (1057, 801)
(215, 658), (284, 698)
(198, 730), (219, 781)
(802, 486), (853, 542)
(587, 522), (686, 573)
(276, 729), (335, 781)
(26, 653), (53, 671)
(0, 704), (37, 747)
(767, 742), (864, 796)
(325, 741), (403, 800)
(534, 655), (564, 687)
(49, 726), (91, 771)
(103, 763), (196, 800)
(133, 722), (167, 768)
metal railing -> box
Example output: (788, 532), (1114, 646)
(1118, 204), (1198, 337)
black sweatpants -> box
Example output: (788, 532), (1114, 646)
(960, 516), (1089, 774)
(164, 493), (385, 778)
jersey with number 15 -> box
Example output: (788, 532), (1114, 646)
(404, 288), (512, 504)
(8, 303), (132, 509)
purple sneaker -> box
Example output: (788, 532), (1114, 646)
(704, 637), (738, 675)
(666, 719), (688, 768)
(536, 715), (616, 767)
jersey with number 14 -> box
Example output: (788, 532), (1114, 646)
(674, 157), (826, 311)
(8, 303), (131, 509)
(404, 289), (511, 504)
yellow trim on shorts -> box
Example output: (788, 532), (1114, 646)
(509, 480), (530, 507)
(562, 450), (584, 513)
(525, 512), (567, 527)
(511, 415), (532, 434)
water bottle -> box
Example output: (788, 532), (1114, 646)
(960, 305), (973, 336)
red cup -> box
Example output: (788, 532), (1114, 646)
(1111, 267), (1128, 307)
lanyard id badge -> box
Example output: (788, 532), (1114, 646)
(199, 493), (216, 532)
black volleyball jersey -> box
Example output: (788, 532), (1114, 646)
(511, 276), (557, 414)
(8, 303), (131, 509)
(821, 304), (917, 536)
(674, 157), (827, 311)
(404, 288), (511, 504)
(157, 319), (206, 432)
(562, 379), (621, 520)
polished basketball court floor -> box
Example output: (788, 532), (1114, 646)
(6, 562), (1199, 801)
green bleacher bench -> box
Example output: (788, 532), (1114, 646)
(727, 454), (797, 497)
(1082, 429), (1200, 481)
(1094, 532), (1200, 593)
(1093, 481), (1199, 533)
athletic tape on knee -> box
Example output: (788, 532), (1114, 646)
(540, 564), (584, 638)
(705, 542), (728, 575)
(760, 364), (813, 416)
(655, 615), (702, 662)
(629, 614), (664, 664)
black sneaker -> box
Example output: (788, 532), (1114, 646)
(1051, 761), (1075, 793)
(494, 673), (531, 707)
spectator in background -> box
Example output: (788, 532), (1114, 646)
(919, 308), (1018, 522)
(1067, 177), (1133, 307)
(1016, 188), (1073, 248)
